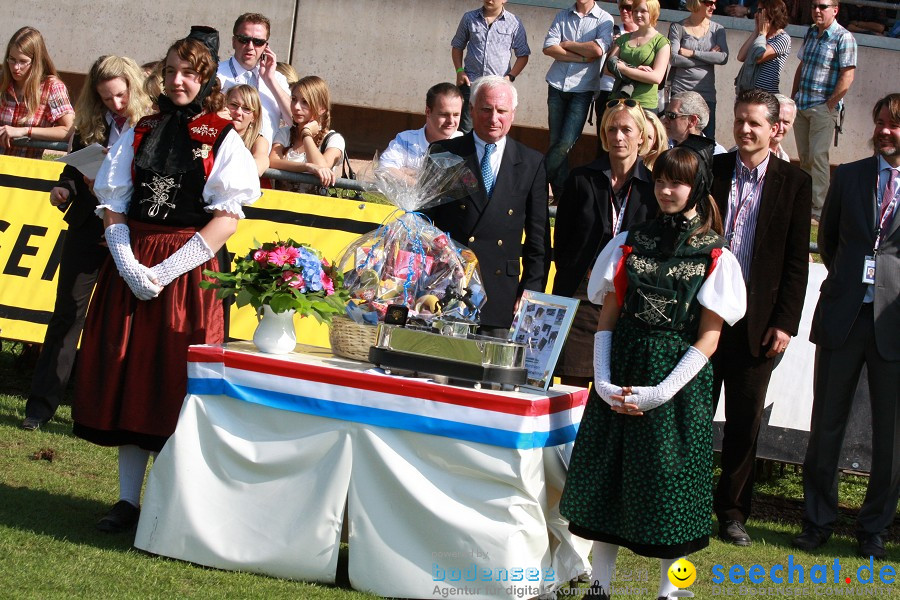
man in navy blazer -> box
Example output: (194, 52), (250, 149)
(793, 93), (900, 560)
(428, 76), (550, 336)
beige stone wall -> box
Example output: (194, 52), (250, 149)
(3, 0), (897, 164)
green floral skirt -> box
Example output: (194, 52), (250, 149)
(560, 317), (713, 558)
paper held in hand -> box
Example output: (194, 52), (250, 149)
(55, 143), (107, 179)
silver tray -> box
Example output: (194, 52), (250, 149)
(369, 324), (527, 388)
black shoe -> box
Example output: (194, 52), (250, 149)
(792, 525), (831, 551)
(857, 532), (887, 559)
(96, 500), (140, 533)
(587, 582), (610, 599)
(21, 416), (47, 430)
(719, 520), (752, 546)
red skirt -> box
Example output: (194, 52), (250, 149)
(73, 220), (224, 452)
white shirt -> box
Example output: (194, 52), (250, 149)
(217, 57), (290, 143)
(379, 126), (463, 170)
(93, 126), (260, 219)
(473, 132), (507, 183)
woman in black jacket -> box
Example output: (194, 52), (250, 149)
(552, 99), (658, 388)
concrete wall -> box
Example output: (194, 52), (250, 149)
(3, 0), (898, 165)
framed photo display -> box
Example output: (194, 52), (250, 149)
(509, 291), (579, 391)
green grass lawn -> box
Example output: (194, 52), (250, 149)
(0, 340), (896, 599)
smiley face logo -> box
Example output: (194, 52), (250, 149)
(668, 558), (696, 588)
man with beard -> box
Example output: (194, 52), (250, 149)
(793, 93), (900, 560)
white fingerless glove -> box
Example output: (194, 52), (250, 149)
(628, 346), (708, 412)
(105, 223), (163, 301)
(593, 330), (622, 407)
(150, 232), (215, 287)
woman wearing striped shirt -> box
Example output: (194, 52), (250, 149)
(736, 0), (792, 94)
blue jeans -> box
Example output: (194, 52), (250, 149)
(546, 86), (594, 200)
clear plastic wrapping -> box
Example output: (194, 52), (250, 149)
(338, 151), (485, 324)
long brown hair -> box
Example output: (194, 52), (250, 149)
(289, 75), (332, 148)
(0, 26), (59, 119)
(74, 55), (151, 145)
(652, 148), (723, 236)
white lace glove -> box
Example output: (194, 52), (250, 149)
(104, 223), (163, 301)
(150, 232), (215, 287)
(593, 330), (622, 407)
(627, 346), (708, 412)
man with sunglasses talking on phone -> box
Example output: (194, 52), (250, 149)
(217, 12), (292, 144)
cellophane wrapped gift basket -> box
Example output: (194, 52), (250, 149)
(330, 151), (486, 360)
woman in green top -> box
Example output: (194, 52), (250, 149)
(604, 0), (670, 110)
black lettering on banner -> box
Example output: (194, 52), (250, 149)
(41, 230), (66, 281)
(243, 206), (381, 235)
(0, 220), (8, 234)
(3, 224), (47, 277)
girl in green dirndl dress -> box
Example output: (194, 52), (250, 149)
(560, 139), (746, 599)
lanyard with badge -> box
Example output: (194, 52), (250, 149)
(610, 179), (634, 237)
(864, 169), (900, 284)
(725, 166), (764, 248)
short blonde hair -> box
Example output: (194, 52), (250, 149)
(642, 0), (662, 26)
(226, 84), (263, 149)
(599, 100), (647, 154)
(685, 0), (704, 12)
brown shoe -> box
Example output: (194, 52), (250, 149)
(96, 500), (140, 533)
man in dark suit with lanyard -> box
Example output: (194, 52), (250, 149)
(428, 75), (550, 338)
(709, 88), (812, 546)
(793, 93), (900, 560)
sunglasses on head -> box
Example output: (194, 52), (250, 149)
(235, 34), (268, 47)
(811, 3), (833, 9)
(607, 98), (639, 109)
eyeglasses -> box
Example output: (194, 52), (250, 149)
(811, 3), (833, 9)
(701, 0), (716, 6)
(6, 56), (32, 68)
(619, 4), (633, 11)
(227, 101), (253, 115)
(663, 111), (690, 120)
(607, 98), (639, 109)
(234, 34), (268, 47)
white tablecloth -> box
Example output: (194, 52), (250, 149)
(135, 342), (590, 599)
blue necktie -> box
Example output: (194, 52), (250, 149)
(481, 143), (496, 198)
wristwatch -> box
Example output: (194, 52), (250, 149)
(508, 74), (516, 82)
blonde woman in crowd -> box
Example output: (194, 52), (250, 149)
(0, 26), (73, 158)
(269, 75), (345, 193)
(604, 0), (670, 110)
(642, 108), (667, 169)
(275, 61), (299, 85)
(225, 84), (269, 176)
(22, 55), (150, 431)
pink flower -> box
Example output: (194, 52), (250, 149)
(321, 271), (334, 295)
(282, 270), (306, 289)
(268, 245), (300, 267)
(253, 250), (268, 265)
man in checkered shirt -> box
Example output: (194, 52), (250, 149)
(790, 0), (857, 220)
(451, 0), (531, 134)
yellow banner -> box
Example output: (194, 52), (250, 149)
(0, 155), (555, 348)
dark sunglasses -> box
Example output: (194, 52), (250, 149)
(607, 98), (639, 109)
(234, 34), (268, 47)
(620, 4), (634, 10)
(811, 3), (833, 9)
(701, 0), (716, 5)
(662, 111), (690, 120)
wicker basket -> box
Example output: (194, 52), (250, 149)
(329, 315), (378, 362)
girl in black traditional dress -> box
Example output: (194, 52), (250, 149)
(72, 27), (259, 533)
(560, 139), (746, 599)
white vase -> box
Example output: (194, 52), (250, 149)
(253, 306), (297, 354)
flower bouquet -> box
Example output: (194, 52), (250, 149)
(201, 239), (349, 323)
